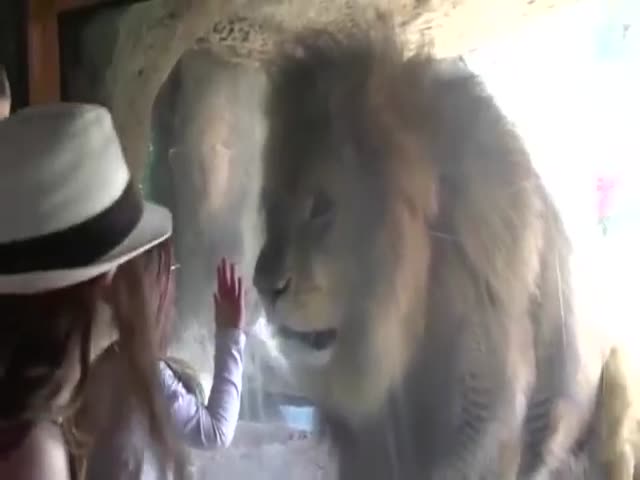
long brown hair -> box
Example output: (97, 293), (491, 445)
(0, 238), (186, 479)
(0, 279), (98, 425)
(142, 238), (176, 357)
(97, 239), (182, 469)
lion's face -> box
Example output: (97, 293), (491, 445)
(254, 113), (433, 421)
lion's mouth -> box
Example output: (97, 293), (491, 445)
(278, 326), (338, 351)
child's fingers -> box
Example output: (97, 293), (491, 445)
(236, 276), (243, 303)
(219, 258), (229, 297)
(213, 293), (221, 315)
(233, 264), (241, 298)
(220, 258), (227, 285)
(224, 262), (233, 297)
(216, 260), (223, 288)
(227, 263), (236, 295)
(217, 258), (247, 302)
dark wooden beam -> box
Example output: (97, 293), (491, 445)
(25, 0), (122, 105)
(57, 0), (114, 11)
(26, 1), (60, 104)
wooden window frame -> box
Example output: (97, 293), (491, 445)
(25, 0), (120, 105)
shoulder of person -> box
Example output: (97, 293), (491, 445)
(0, 422), (71, 480)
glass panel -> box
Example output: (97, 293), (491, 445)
(50, 0), (638, 477)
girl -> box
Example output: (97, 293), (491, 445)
(73, 253), (247, 479)
(0, 103), (181, 479)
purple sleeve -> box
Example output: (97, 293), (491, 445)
(159, 328), (246, 449)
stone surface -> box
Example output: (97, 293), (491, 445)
(151, 49), (270, 394)
(97, 0), (586, 178)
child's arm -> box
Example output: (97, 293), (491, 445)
(158, 327), (245, 449)
(159, 257), (246, 450)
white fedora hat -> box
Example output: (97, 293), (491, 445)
(0, 103), (172, 294)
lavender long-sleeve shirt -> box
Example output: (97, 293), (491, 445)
(159, 328), (246, 450)
(82, 328), (246, 480)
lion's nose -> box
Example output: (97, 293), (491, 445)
(253, 246), (292, 305)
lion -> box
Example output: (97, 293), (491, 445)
(253, 21), (633, 480)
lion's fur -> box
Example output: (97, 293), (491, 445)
(595, 347), (640, 479)
(255, 20), (624, 479)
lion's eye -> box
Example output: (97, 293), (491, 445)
(308, 191), (335, 223)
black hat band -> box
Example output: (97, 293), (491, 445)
(0, 181), (143, 275)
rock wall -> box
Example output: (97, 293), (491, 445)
(153, 48), (268, 394)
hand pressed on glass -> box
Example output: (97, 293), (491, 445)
(214, 258), (245, 330)
(149, 255), (247, 452)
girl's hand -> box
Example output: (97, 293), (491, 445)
(214, 258), (245, 330)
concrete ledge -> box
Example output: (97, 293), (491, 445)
(191, 422), (336, 479)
